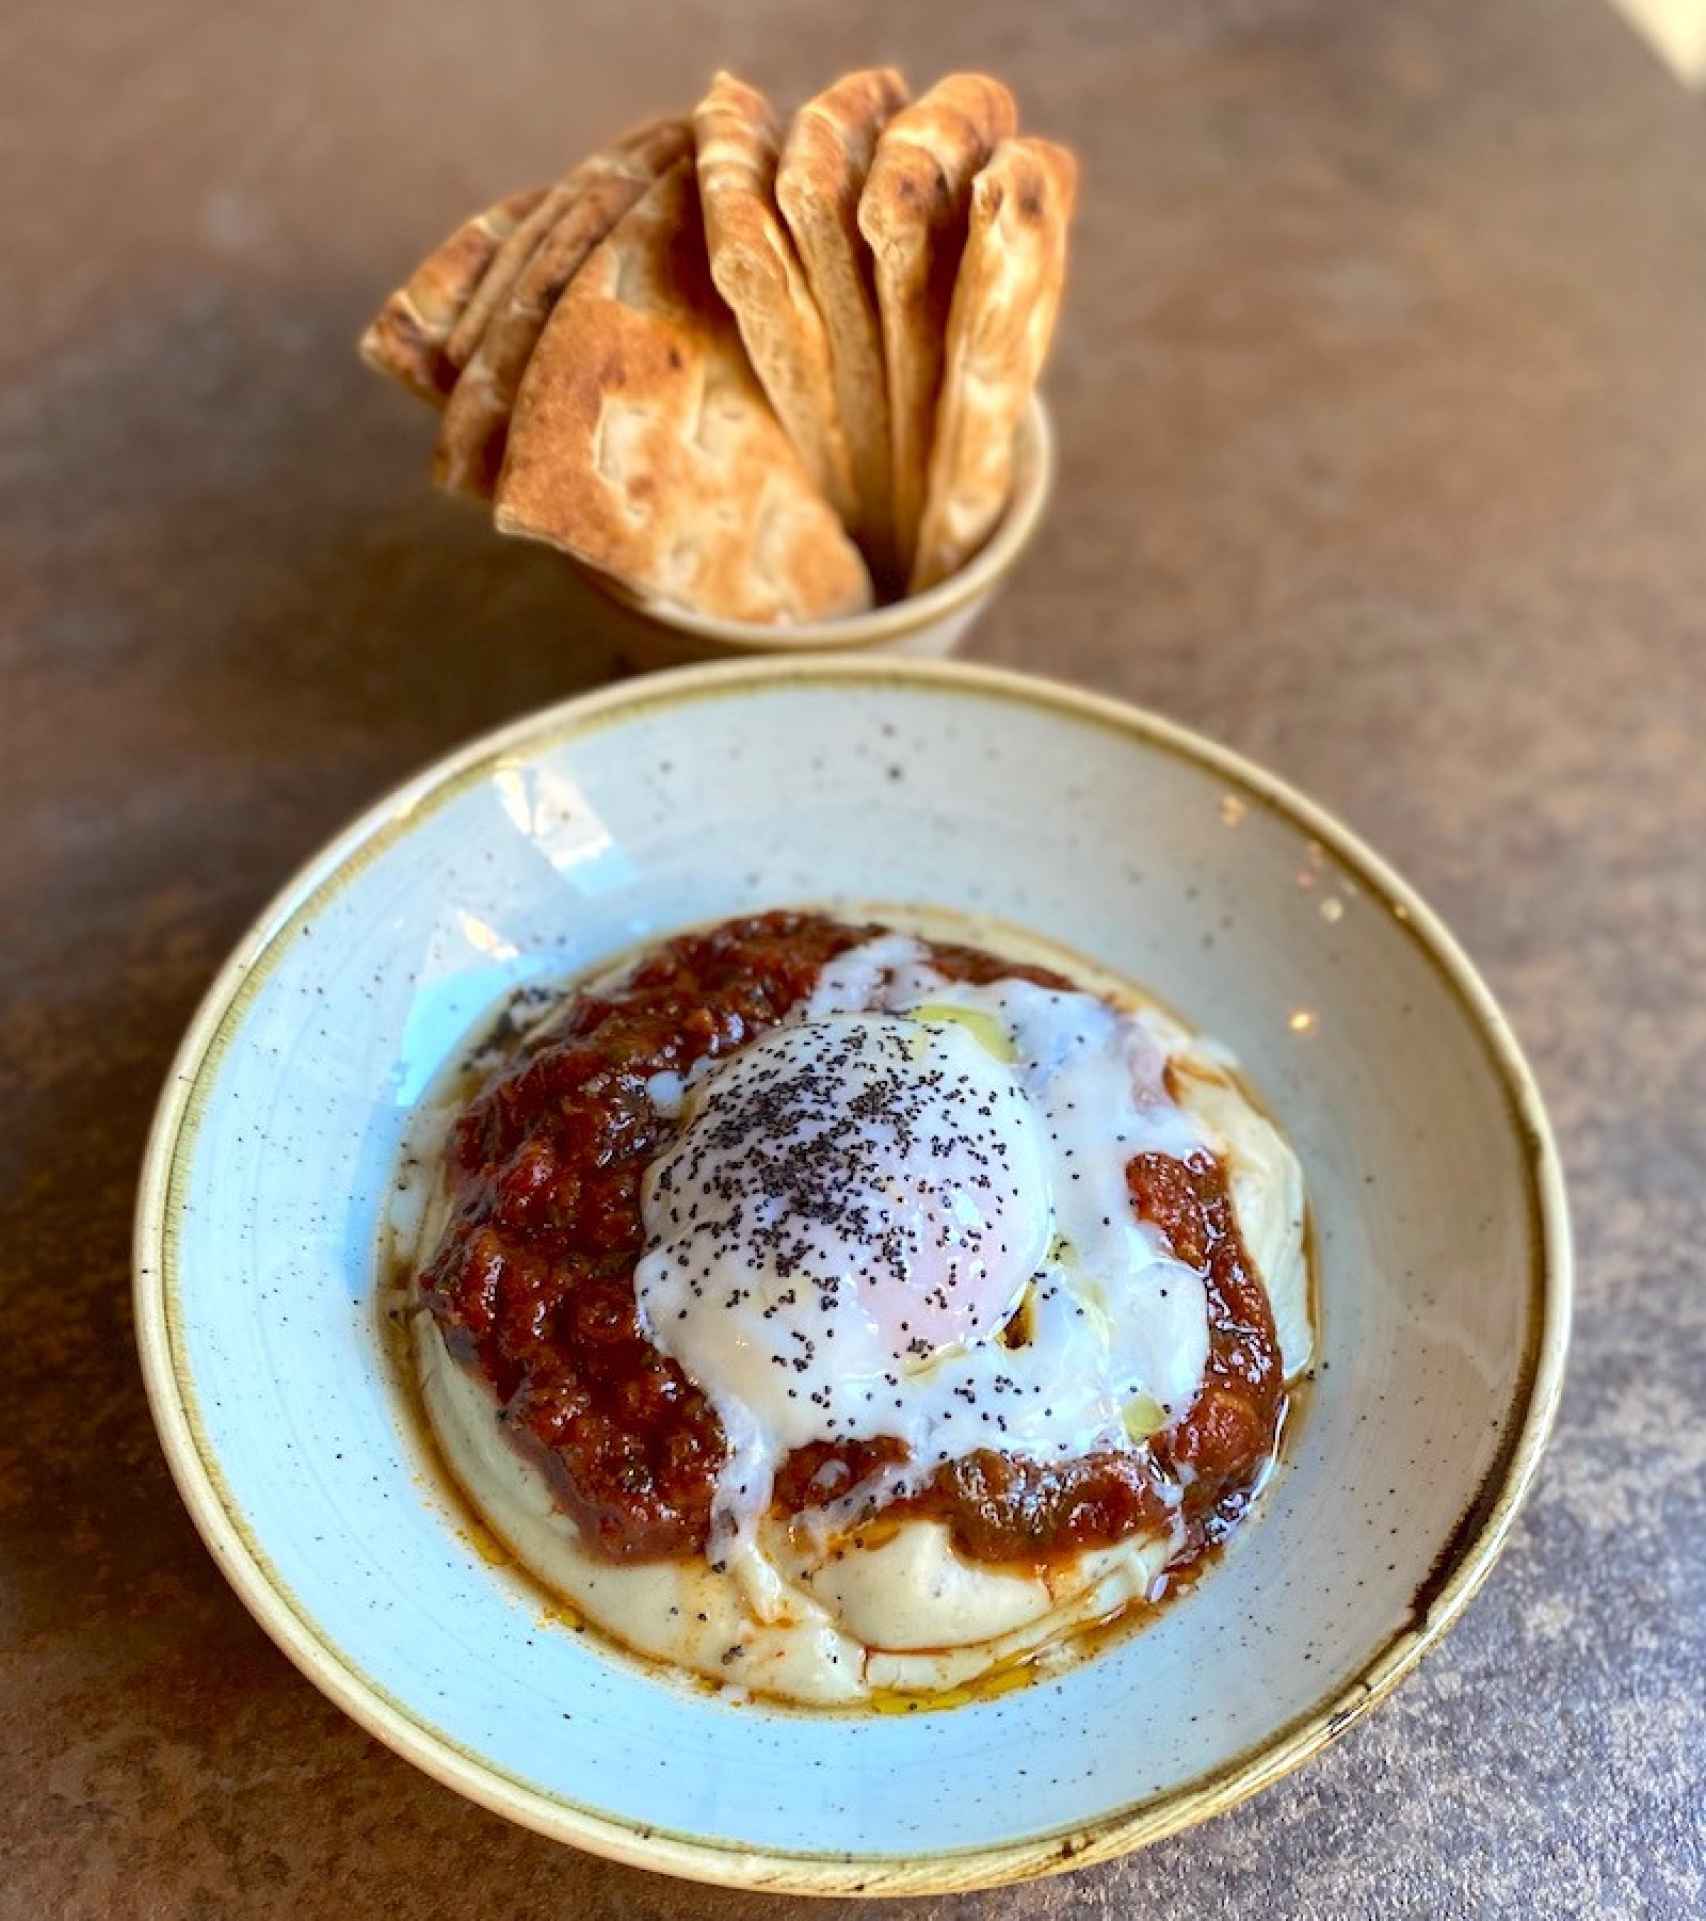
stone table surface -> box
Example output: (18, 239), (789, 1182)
(5, 0), (1704, 1915)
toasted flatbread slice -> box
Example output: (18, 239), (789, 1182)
(434, 117), (692, 498)
(495, 160), (872, 624)
(358, 187), (548, 406)
(912, 137), (1077, 592)
(776, 67), (909, 582)
(444, 155), (592, 372)
(858, 74), (1017, 577)
(692, 71), (857, 528)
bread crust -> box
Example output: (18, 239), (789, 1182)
(443, 143), (619, 373)
(358, 187), (547, 406)
(494, 160), (872, 624)
(857, 74), (1017, 576)
(434, 117), (692, 498)
(912, 136), (1077, 591)
(775, 67), (909, 581)
(692, 71), (857, 527)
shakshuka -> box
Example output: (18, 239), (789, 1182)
(399, 909), (1311, 1705)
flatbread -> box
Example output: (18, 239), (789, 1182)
(358, 188), (548, 406)
(692, 71), (857, 527)
(912, 137), (1077, 592)
(444, 156), (590, 372)
(857, 74), (1017, 577)
(434, 117), (692, 499)
(776, 67), (909, 584)
(494, 160), (873, 625)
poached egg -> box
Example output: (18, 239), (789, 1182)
(635, 937), (1215, 1599)
(406, 912), (1310, 1704)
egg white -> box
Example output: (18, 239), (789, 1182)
(402, 908), (1310, 1705)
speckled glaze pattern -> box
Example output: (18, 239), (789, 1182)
(135, 662), (1564, 1890)
(8, 0), (1706, 1913)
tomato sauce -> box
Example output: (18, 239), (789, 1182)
(419, 911), (1283, 1568)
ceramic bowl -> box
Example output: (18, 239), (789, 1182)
(135, 658), (1569, 1896)
(572, 395), (1054, 670)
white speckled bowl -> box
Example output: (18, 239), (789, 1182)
(134, 659), (1570, 1896)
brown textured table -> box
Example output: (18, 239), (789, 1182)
(6, 0), (1704, 1915)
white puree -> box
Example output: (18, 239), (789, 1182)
(401, 908), (1310, 1705)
